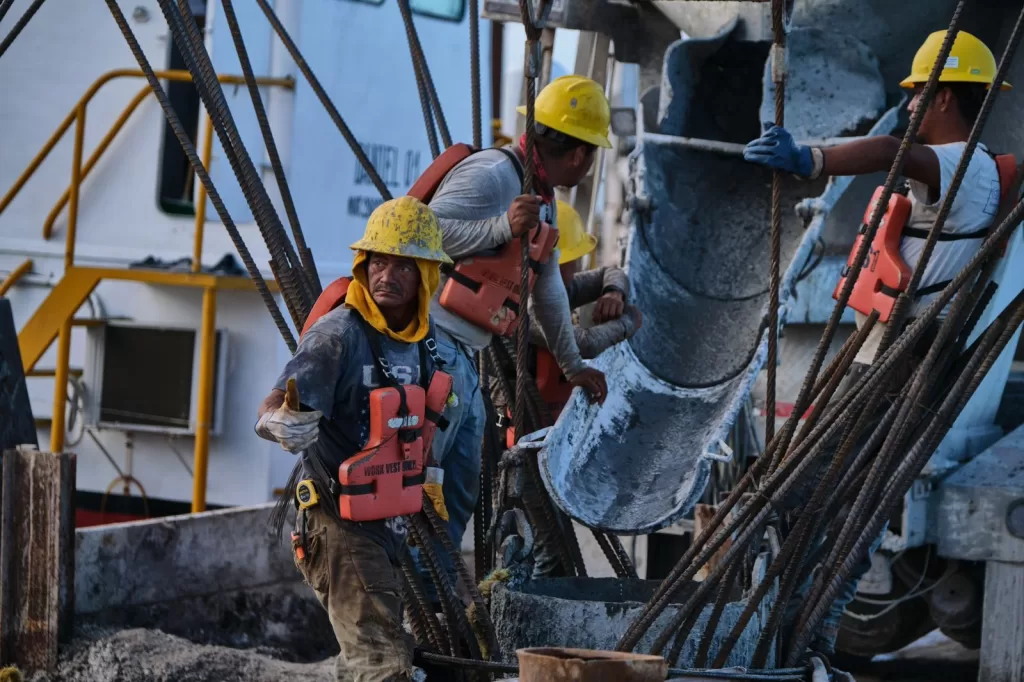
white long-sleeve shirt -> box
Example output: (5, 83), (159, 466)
(428, 147), (586, 378)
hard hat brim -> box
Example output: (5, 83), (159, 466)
(349, 241), (453, 265)
(517, 105), (614, 149)
(557, 233), (598, 264)
(899, 75), (1012, 91)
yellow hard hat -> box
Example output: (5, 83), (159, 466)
(900, 30), (1011, 91)
(350, 196), (452, 264)
(556, 200), (597, 264)
(517, 75), (613, 149)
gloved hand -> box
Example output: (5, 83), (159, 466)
(255, 403), (321, 453)
(743, 123), (814, 177)
(423, 467), (449, 521)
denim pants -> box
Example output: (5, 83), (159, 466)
(412, 328), (485, 600)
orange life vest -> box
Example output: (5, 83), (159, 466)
(298, 277), (453, 522)
(338, 369), (453, 522)
(504, 346), (573, 449)
(408, 143), (558, 337)
(833, 153), (1018, 323)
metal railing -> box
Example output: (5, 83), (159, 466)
(3, 68), (292, 513)
(0, 68), (293, 271)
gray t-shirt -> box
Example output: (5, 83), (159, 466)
(428, 147), (586, 378)
(274, 306), (440, 559)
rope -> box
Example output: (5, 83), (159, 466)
(253, 0), (391, 200)
(0, 0), (44, 60)
(764, 0), (786, 448)
(163, 0), (309, 324)
(469, 0), (482, 148)
(220, 0), (321, 298)
(103, 0), (296, 352)
(397, 0), (441, 159)
(765, 0), (967, 472)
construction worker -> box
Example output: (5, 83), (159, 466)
(493, 200), (643, 578)
(255, 197), (452, 682)
(743, 30), (1012, 655)
(493, 199), (643, 439)
(420, 75), (613, 591)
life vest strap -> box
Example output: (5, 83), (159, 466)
(403, 472), (426, 487)
(339, 482), (374, 496)
(901, 225), (989, 241)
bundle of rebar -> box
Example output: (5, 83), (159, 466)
(616, 0), (1024, 668)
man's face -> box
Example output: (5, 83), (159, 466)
(907, 85), (948, 143)
(367, 253), (420, 310)
(549, 146), (597, 187)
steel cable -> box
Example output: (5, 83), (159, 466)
(408, 515), (465, 657)
(399, 551), (448, 653)
(398, 0), (441, 159)
(253, 0), (391, 200)
(766, 0), (967, 471)
(220, 0), (320, 297)
(162, 0), (309, 323)
(0, 0), (44, 60)
(764, 0), (786, 449)
(397, 0), (452, 150)
(103, 0), (296, 351)
(469, 0), (482, 148)
(0, 0), (16, 25)
(785, 296), (1024, 663)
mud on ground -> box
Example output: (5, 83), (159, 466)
(28, 583), (340, 682)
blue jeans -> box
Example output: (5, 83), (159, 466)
(412, 328), (485, 600)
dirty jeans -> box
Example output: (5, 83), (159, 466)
(782, 362), (889, 654)
(412, 327), (485, 601)
(293, 506), (414, 682)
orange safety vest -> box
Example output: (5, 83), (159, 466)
(504, 346), (573, 449)
(409, 143), (558, 337)
(833, 153), (1018, 323)
(298, 277), (453, 522)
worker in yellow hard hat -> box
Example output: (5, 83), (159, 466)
(257, 196), (452, 682)
(411, 75), (613, 597)
(488, 201), (642, 578)
(743, 31), (1013, 657)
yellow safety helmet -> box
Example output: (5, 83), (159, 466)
(517, 75), (613, 149)
(556, 200), (597, 265)
(900, 30), (1011, 91)
(350, 196), (452, 264)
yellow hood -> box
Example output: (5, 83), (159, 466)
(344, 250), (440, 343)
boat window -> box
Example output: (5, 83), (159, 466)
(410, 0), (465, 22)
(157, 0), (208, 216)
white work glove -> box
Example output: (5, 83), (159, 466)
(255, 404), (322, 453)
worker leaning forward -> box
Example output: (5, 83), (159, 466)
(420, 75), (613, 590)
(256, 196), (453, 682)
(490, 199), (643, 577)
(744, 31), (1015, 655)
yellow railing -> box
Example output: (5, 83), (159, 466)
(0, 258), (33, 297)
(4, 68), (291, 513)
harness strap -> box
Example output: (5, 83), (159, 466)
(902, 225), (989, 241)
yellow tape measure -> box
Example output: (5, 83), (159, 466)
(295, 479), (319, 510)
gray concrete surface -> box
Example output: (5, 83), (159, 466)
(75, 502), (297, 614)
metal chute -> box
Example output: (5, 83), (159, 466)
(539, 23), (901, 534)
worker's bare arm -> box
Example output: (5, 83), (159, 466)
(822, 135), (941, 190)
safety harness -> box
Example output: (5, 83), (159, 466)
(834, 151), (1018, 323)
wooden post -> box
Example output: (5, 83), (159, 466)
(0, 447), (76, 672)
(979, 561), (1024, 682)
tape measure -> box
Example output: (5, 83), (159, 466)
(295, 479), (319, 510)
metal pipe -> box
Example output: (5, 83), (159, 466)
(191, 115), (214, 273)
(49, 320), (71, 453)
(191, 286), (217, 513)
(626, 132), (866, 156)
(0, 258), (33, 296)
(65, 107), (85, 269)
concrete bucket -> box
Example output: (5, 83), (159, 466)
(537, 21), (902, 533)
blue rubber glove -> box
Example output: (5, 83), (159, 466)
(743, 122), (814, 178)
